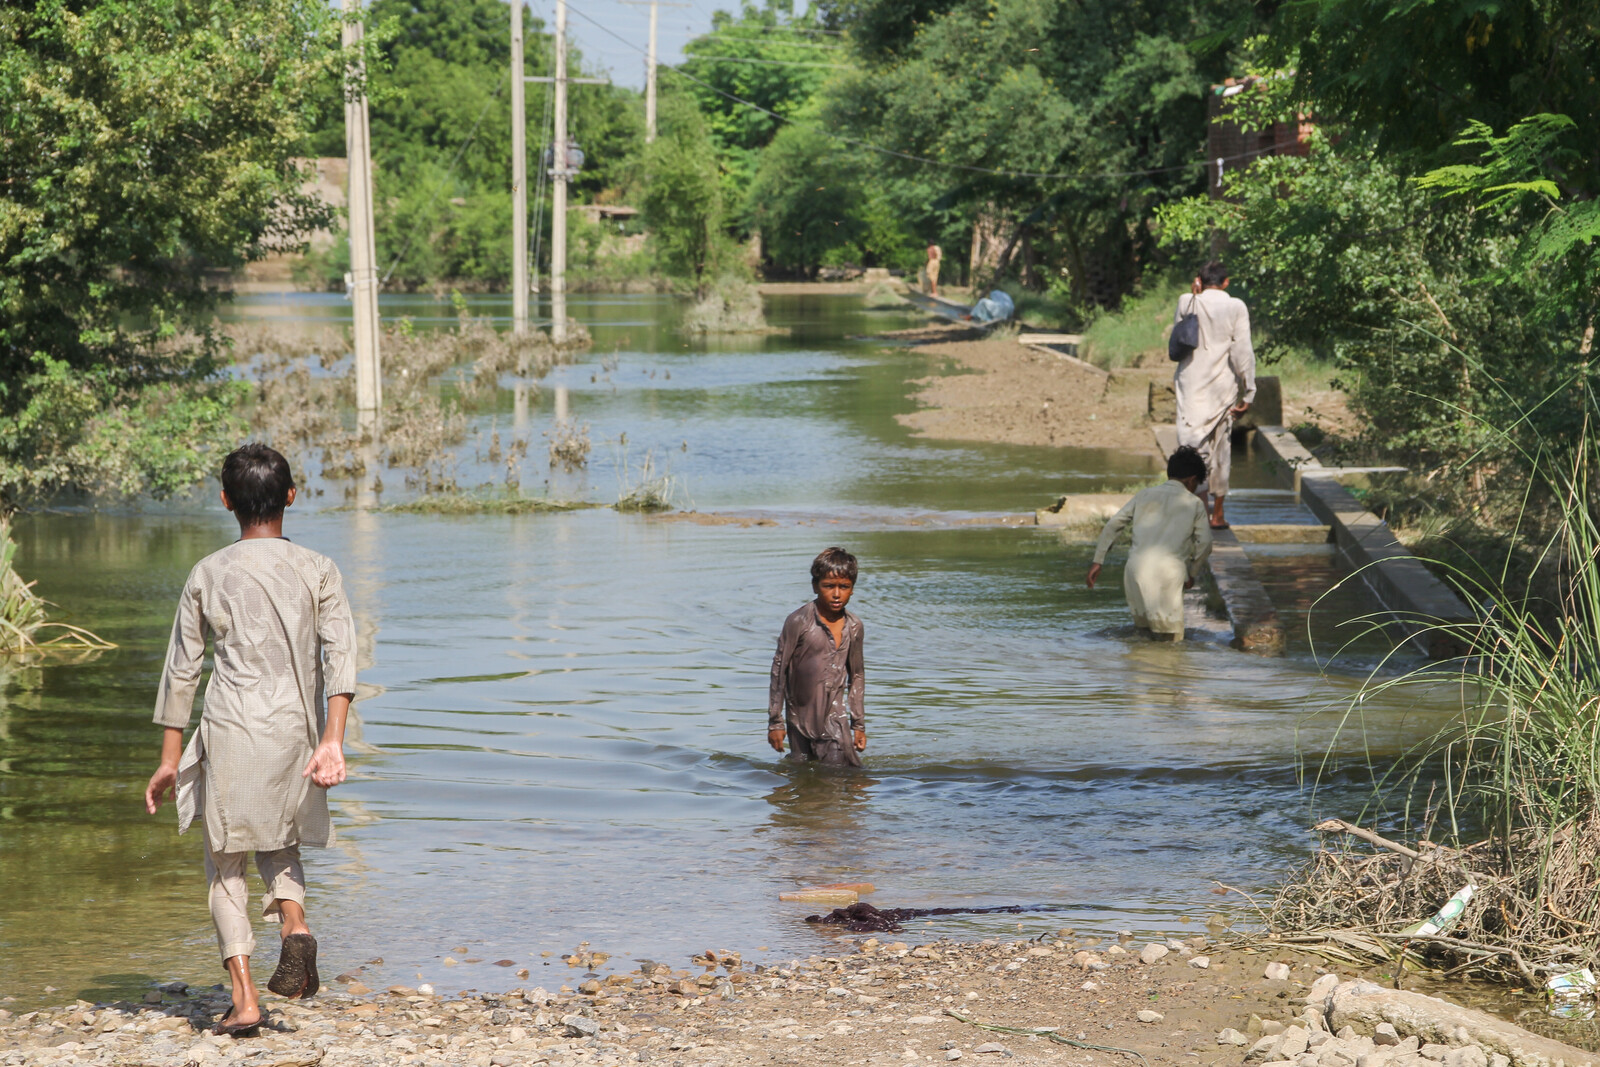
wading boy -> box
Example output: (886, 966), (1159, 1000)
(145, 444), (357, 1036)
(1086, 447), (1213, 641)
(769, 547), (866, 766)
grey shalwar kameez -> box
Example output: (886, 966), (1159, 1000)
(154, 538), (357, 960)
(768, 603), (864, 766)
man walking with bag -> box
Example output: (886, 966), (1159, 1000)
(1171, 260), (1255, 529)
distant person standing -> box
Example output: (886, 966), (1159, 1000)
(1086, 447), (1213, 641)
(925, 243), (942, 296)
(1173, 260), (1255, 529)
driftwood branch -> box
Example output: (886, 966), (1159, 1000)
(1313, 819), (1421, 859)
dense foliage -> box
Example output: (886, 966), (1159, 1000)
(0, 0), (339, 508)
(299, 0), (641, 291)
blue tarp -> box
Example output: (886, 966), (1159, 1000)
(969, 289), (1015, 323)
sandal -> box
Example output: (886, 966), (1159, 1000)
(267, 932), (319, 999)
(213, 1011), (262, 1038)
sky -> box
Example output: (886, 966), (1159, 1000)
(528, 0), (724, 91)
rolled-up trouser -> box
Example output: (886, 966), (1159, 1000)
(1180, 414), (1233, 499)
(203, 829), (306, 962)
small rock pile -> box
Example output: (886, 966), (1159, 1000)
(1229, 971), (1594, 1067)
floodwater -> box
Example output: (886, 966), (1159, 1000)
(0, 291), (1460, 1008)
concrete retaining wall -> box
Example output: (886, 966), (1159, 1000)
(1254, 427), (1473, 658)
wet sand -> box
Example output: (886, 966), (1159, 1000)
(0, 938), (1368, 1067)
(898, 339), (1170, 455)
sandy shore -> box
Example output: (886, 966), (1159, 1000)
(891, 334), (1356, 457)
(897, 339), (1169, 455)
(0, 937), (1374, 1067)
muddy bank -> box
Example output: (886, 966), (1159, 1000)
(9, 935), (1582, 1067)
(899, 339), (1170, 455)
(894, 337), (1357, 458)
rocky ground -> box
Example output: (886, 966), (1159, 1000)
(12, 933), (1586, 1067)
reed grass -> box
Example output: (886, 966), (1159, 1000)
(0, 520), (114, 657)
(1267, 371), (1600, 988)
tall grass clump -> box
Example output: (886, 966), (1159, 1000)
(1268, 375), (1600, 988)
(1, 520), (113, 657)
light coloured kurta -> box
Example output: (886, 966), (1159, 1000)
(154, 538), (357, 853)
(1093, 480), (1214, 634)
(1173, 288), (1256, 497)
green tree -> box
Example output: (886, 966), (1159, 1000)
(679, 1), (845, 207)
(0, 0), (343, 507)
(820, 0), (1245, 305)
(301, 0), (643, 289)
(638, 92), (727, 289)
(1157, 136), (1579, 473)
(746, 123), (916, 274)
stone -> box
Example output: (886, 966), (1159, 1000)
(1190, 956), (1211, 969)
(347, 982), (372, 996)
(417, 984), (434, 996)
(1326, 981), (1600, 1067)
(1490, 1057), (1509, 1067)
(947, 1051), (963, 1061)
(1265, 963), (1292, 981)
(1308, 974), (1342, 1005)
(1219, 1029), (1249, 1046)
(1279, 1028), (1310, 1058)
(1137, 1011), (1164, 1024)
(1443, 1050), (1489, 1067)
(974, 1043), (1007, 1055)
(1337, 1027), (1358, 1041)
(1375, 1024), (1401, 1046)
(1139, 944), (1169, 965)
(1106, 945), (1128, 957)
(563, 1015), (599, 1038)
(1264, 1021), (1288, 1036)
(1248, 1035), (1285, 1062)
(1358, 1052), (1395, 1067)
(827, 988), (851, 998)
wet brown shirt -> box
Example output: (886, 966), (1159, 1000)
(768, 603), (864, 741)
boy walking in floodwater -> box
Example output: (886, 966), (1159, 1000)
(1086, 447), (1213, 641)
(145, 444), (356, 1036)
(769, 547), (866, 766)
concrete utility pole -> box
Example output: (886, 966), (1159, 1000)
(620, 1), (689, 143)
(551, 0), (568, 343)
(510, 0), (529, 336)
(343, 0), (382, 439)
(526, 0), (605, 345)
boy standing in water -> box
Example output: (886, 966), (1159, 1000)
(769, 547), (866, 766)
(1086, 446), (1213, 641)
(145, 444), (357, 1036)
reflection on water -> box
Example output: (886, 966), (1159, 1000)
(1, 293), (1461, 1010)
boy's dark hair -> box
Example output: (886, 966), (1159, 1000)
(811, 547), (859, 585)
(1198, 260), (1228, 288)
(1167, 445), (1207, 481)
(221, 443), (295, 526)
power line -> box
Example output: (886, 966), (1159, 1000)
(565, 1), (1283, 184)
(681, 53), (850, 69)
(696, 33), (846, 49)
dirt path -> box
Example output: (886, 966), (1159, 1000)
(0, 937), (1366, 1067)
(897, 339), (1170, 455)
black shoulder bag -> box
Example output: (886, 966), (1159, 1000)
(1168, 294), (1200, 362)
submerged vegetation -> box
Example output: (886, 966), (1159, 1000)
(0, 521), (112, 657)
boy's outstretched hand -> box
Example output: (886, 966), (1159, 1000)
(854, 727), (867, 752)
(303, 740), (347, 788)
(767, 726), (787, 753)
